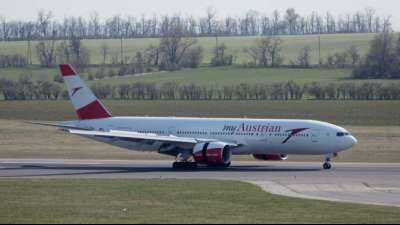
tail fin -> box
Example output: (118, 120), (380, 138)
(59, 64), (112, 120)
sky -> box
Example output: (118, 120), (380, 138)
(0, 0), (399, 29)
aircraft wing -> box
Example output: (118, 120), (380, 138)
(68, 129), (239, 146)
(30, 122), (93, 131)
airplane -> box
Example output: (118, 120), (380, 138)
(35, 64), (358, 170)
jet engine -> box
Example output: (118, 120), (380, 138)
(253, 154), (289, 161)
(193, 142), (232, 167)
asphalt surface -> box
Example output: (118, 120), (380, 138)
(1, 159), (400, 207)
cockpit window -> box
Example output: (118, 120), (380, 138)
(337, 132), (350, 137)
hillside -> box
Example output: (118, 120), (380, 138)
(0, 33), (376, 65)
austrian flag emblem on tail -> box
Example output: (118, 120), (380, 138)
(282, 128), (309, 144)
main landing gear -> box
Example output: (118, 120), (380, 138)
(172, 153), (198, 170)
(172, 161), (198, 170)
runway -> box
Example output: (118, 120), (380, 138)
(1, 159), (400, 207)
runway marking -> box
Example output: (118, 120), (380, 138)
(374, 187), (400, 193)
(0, 161), (103, 165)
(250, 181), (400, 208)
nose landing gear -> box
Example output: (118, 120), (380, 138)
(323, 153), (334, 170)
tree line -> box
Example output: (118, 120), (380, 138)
(2, 77), (400, 101)
(0, 75), (62, 100)
(32, 34), (363, 72)
(33, 24), (203, 71)
(0, 7), (392, 41)
(3, 28), (400, 83)
(89, 81), (400, 101)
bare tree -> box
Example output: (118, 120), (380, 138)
(181, 46), (204, 68)
(37, 10), (53, 38)
(89, 12), (101, 38)
(256, 38), (271, 67)
(397, 35), (400, 56)
(383, 16), (392, 33)
(244, 46), (260, 66)
(245, 36), (283, 67)
(365, 8), (376, 33)
(211, 43), (233, 66)
(36, 39), (56, 67)
(159, 24), (198, 70)
(206, 7), (217, 35)
(268, 37), (284, 67)
(272, 10), (280, 35)
(56, 41), (71, 64)
(347, 46), (360, 65)
(285, 8), (299, 34)
(145, 44), (160, 66)
(353, 33), (398, 78)
(56, 38), (90, 69)
(293, 46), (312, 68)
(1, 16), (10, 40)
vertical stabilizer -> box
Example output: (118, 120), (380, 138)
(59, 64), (111, 120)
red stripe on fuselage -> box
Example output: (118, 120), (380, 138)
(76, 100), (111, 120)
(59, 64), (76, 77)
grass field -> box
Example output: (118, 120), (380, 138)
(0, 33), (376, 65)
(0, 66), (57, 82)
(0, 100), (399, 126)
(2, 66), (400, 91)
(90, 67), (353, 86)
(2, 33), (397, 93)
(0, 100), (398, 162)
(89, 66), (400, 86)
(0, 179), (399, 224)
(0, 112), (400, 163)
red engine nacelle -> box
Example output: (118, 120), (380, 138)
(193, 142), (232, 167)
(253, 154), (289, 161)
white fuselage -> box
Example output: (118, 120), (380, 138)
(64, 117), (357, 156)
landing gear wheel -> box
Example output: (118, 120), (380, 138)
(172, 162), (198, 170)
(223, 162), (231, 168)
(323, 162), (332, 170)
(323, 153), (334, 170)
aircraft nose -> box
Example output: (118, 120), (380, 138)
(349, 136), (358, 147)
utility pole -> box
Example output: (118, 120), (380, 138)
(318, 35), (321, 67)
(215, 33), (219, 59)
(120, 35), (124, 65)
(27, 37), (32, 65)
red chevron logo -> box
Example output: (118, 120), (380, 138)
(71, 87), (83, 97)
(282, 128), (309, 144)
